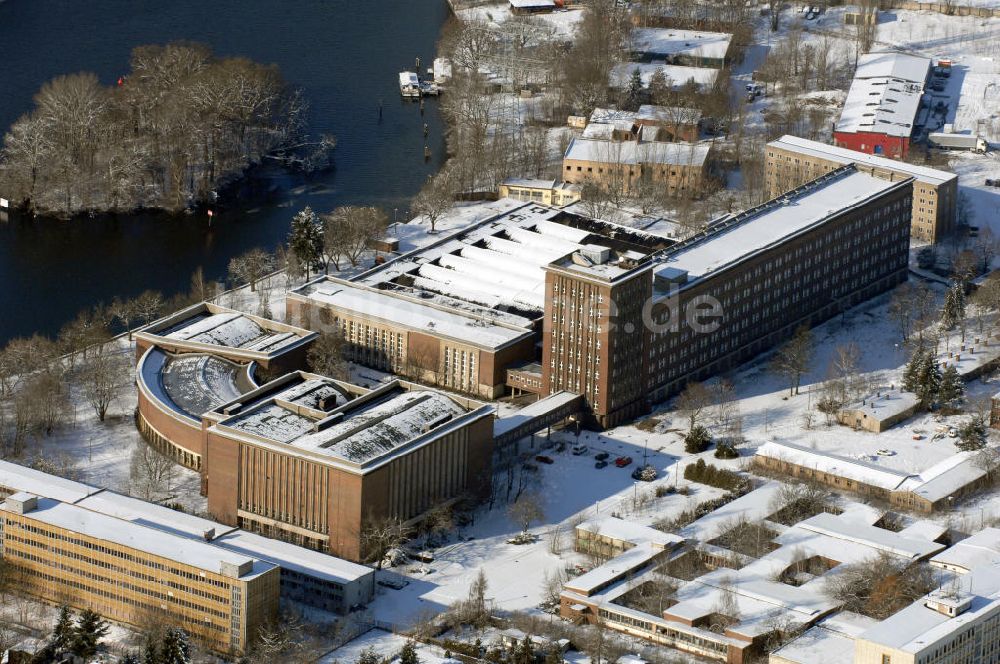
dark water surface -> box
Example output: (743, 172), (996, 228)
(0, 0), (449, 342)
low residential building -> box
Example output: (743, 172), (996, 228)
(833, 51), (931, 160)
(930, 528), (1000, 575)
(836, 389), (920, 432)
(853, 566), (1000, 664)
(583, 105), (702, 143)
(765, 134), (957, 243)
(754, 440), (989, 512)
(630, 28), (733, 68)
(498, 179), (582, 207)
(991, 391), (1000, 429)
(562, 137), (710, 198)
(0, 459), (375, 615)
(0, 492), (279, 655)
(134, 303), (316, 469)
(563, 503), (945, 663)
(202, 373), (494, 561)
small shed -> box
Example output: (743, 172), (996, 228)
(510, 0), (558, 14)
(837, 389), (919, 433)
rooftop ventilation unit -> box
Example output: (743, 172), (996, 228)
(580, 244), (611, 265)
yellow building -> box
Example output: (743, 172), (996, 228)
(0, 492), (279, 655)
(498, 179), (582, 207)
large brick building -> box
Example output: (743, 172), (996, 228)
(202, 373), (495, 561)
(287, 203), (671, 402)
(134, 303), (316, 470)
(0, 491), (279, 655)
(833, 51), (931, 160)
(546, 165), (913, 426)
(765, 134), (957, 243)
(295, 166), (913, 429)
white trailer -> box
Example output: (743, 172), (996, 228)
(928, 132), (988, 153)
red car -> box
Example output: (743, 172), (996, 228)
(614, 456), (633, 468)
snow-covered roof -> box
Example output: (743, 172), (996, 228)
(305, 283), (532, 349)
(291, 389), (467, 463)
(794, 512), (944, 560)
(0, 463), (370, 588)
(610, 63), (719, 91)
(3, 495), (273, 579)
(679, 481), (785, 541)
(756, 440), (911, 491)
(510, 0), (555, 7)
(564, 541), (667, 595)
(493, 391), (583, 437)
(636, 104), (702, 124)
(756, 440), (986, 505)
(138, 303), (315, 360)
(899, 453), (987, 504)
(770, 613), (878, 664)
(855, 51), (931, 84)
(75, 490), (234, 540)
(218, 381), (487, 470)
(589, 107), (639, 125)
(502, 178), (559, 190)
(768, 135), (957, 186)
(213, 529), (373, 585)
(564, 137), (710, 167)
(932, 529), (1000, 574)
(836, 52), (930, 138)
(859, 566), (1000, 654)
(0, 460), (100, 504)
(630, 28), (732, 62)
(655, 167), (901, 281)
(576, 515), (684, 548)
(222, 378), (353, 444)
(841, 389), (919, 422)
(299, 203), (663, 348)
(140, 347), (250, 422)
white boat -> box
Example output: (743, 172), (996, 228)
(399, 71), (421, 99)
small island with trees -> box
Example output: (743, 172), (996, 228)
(0, 42), (333, 217)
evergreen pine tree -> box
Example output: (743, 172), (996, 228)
(902, 349), (923, 393)
(120, 652), (141, 664)
(514, 636), (535, 664)
(684, 424), (712, 453)
(160, 628), (190, 664)
(70, 608), (110, 660)
(357, 647), (381, 664)
(937, 365), (965, 409)
(625, 68), (644, 110)
(910, 350), (942, 409)
(957, 415), (988, 451)
(143, 638), (161, 664)
(288, 206), (323, 279)
(51, 605), (75, 653)
(399, 641), (420, 664)
(648, 68), (669, 105)
(942, 283), (966, 329)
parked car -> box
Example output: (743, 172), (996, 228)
(595, 460), (608, 469)
(615, 456), (633, 468)
(571, 445), (588, 456)
(535, 455), (554, 464)
(595, 452), (610, 461)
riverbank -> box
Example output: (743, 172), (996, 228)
(0, 0), (450, 344)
